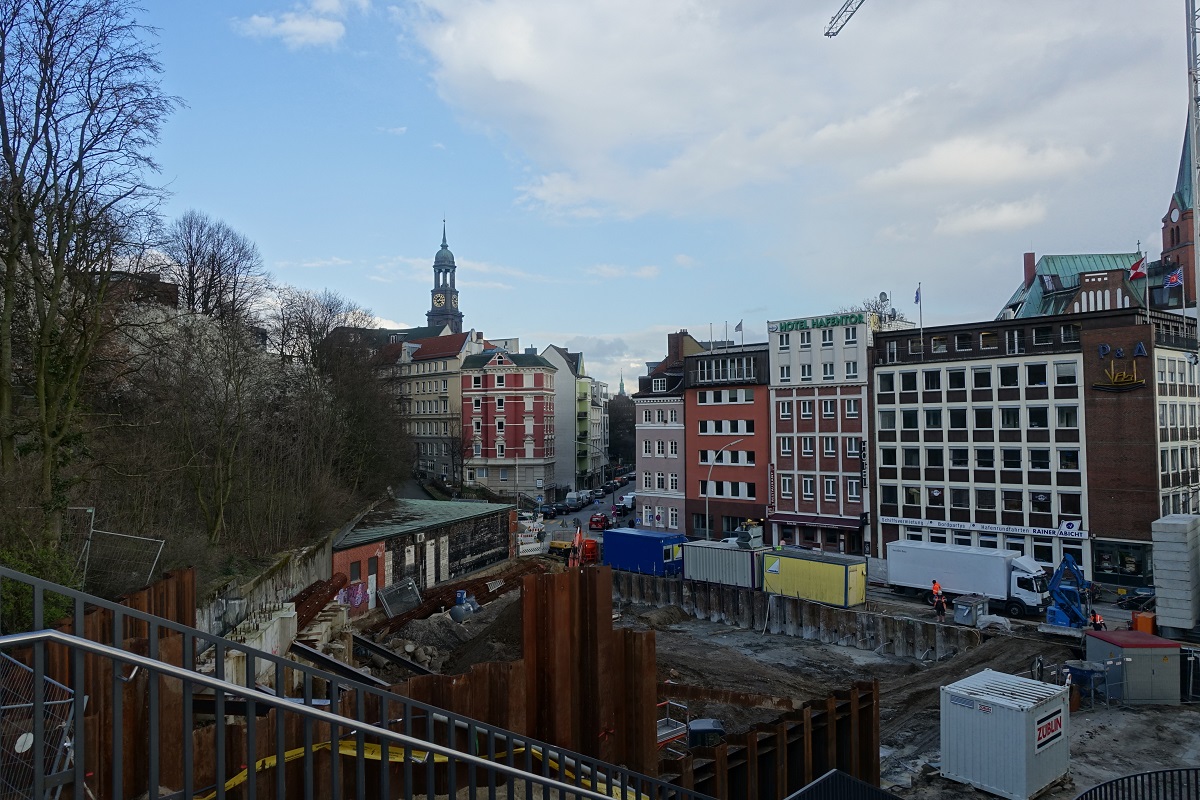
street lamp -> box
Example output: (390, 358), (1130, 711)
(704, 438), (744, 540)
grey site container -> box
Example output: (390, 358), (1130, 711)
(681, 540), (764, 589)
(1083, 629), (1181, 705)
(941, 669), (1069, 800)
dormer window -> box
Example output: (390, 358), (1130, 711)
(652, 378), (667, 392)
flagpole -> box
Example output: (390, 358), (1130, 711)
(918, 282), (924, 362)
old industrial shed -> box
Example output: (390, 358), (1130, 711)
(332, 498), (516, 615)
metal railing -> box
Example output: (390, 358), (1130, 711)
(0, 629), (679, 800)
(1074, 768), (1200, 800)
(0, 567), (710, 800)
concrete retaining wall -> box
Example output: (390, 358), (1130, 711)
(612, 572), (981, 661)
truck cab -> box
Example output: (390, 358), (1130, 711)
(1010, 558), (1051, 617)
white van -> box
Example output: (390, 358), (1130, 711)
(619, 492), (636, 510)
(565, 491), (587, 510)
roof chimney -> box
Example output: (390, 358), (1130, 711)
(1023, 252), (1037, 289)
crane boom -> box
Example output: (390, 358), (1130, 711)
(824, 0), (868, 37)
(1188, 0), (1200, 317)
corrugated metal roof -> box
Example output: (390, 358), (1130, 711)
(943, 669), (1066, 711)
(774, 546), (866, 567)
(334, 499), (514, 550)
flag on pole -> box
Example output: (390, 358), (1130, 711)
(734, 320), (743, 332)
(1164, 266), (1185, 288)
(1128, 257), (1147, 280)
(914, 285), (921, 304)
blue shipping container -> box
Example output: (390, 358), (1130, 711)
(602, 528), (689, 576)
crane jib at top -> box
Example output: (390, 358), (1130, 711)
(824, 0), (868, 37)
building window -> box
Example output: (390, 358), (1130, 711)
(656, 472), (665, 490)
(973, 368), (991, 389)
(800, 364), (812, 382)
(900, 372), (918, 392)
(652, 377), (667, 392)
(976, 488), (996, 509)
(496, 420), (505, 434)
(976, 448), (994, 468)
(948, 408), (967, 429)
(669, 473), (679, 490)
(954, 333), (972, 352)
(903, 447), (920, 467)
(979, 331), (998, 350)
(780, 438), (793, 456)
(473, 397), (482, 411)
(1027, 364), (1047, 386)
(846, 398), (860, 418)
(847, 478), (861, 500)
(923, 370), (941, 391)
(643, 440), (652, 456)
(473, 419), (482, 434)
(495, 397), (505, 411)
(847, 437), (861, 456)
(643, 409), (651, 423)
(801, 437), (814, 456)
(1029, 491), (1051, 514)
(1061, 324), (1081, 343)
(931, 336), (948, 353)
(496, 443), (505, 457)
(473, 443), (481, 457)
(844, 327), (857, 344)
(823, 436), (837, 456)
(670, 409), (679, 422)
(908, 338), (924, 355)
(1000, 407), (1021, 429)
(657, 409), (666, 422)
(902, 409), (919, 429)
(781, 475), (794, 498)
(1059, 493), (1082, 516)
(951, 488), (970, 508)
(1028, 407), (1049, 428)
(879, 410), (896, 430)
(1002, 490), (1023, 511)
(845, 361), (859, 379)
(643, 472), (652, 490)
(669, 507), (679, 528)
(879, 373), (895, 392)
(1033, 326), (1053, 345)
(950, 447), (968, 467)
(779, 400), (793, 419)
(998, 365), (1019, 388)
(799, 331), (811, 348)
(1057, 406), (1079, 428)
(654, 440), (664, 456)
(800, 400), (813, 419)
(496, 374), (505, 387)
(1029, 449), (1050, 470)
(1054, 362), (1077, 385)
(778, 333), (790, 350)
(823, 477), (837, 500)
(780, 365), (792, 383)
(669, 441), (679, 457)
(974, 408), (993, 428)
(881, 447), (897, 466)
(822, 399), (836, 418)
(822, 362), (835, 380)
(926, 447), (944, 467)
(822, 329), (834, 347)
(802, 476), (815, 499)
(925, 408), (942, 428)
(1001, 448), (1022, 469)
(1058, 449), (1079, 470)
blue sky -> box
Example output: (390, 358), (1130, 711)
(144, 1), (1185, 393)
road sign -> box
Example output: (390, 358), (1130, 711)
(536, 495), (543, 503)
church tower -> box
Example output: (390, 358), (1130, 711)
(426, 224), (464, 334)
(1162, 123), (1196, 307)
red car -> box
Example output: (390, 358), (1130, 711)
(589, 513), (611, 531)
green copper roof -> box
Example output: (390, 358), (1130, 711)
(1001, 253), (1143, 319)
(335, 498), (513, 550)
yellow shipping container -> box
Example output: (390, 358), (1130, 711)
(760, 549), (867, 607)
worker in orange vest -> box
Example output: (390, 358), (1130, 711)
(1089, 610), (1105, 631)
(932, 579), (942, 598)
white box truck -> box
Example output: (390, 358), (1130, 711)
(886, 541), (1049, 617)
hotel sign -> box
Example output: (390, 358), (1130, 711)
(879, 515), (1088, 540)
(768, 313), (865, 332)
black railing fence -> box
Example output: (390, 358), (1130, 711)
(0, 566), (711, 800)
(1074, 768), (1200, 800)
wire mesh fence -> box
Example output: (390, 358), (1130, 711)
(0, 653), (76, 800)
(78, 529), (165, 599)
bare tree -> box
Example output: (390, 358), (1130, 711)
(837, 293), (912, 324)
(0, 0), (176, 545)
(270, 286), (376, 371)
(160, 210), (266, 322)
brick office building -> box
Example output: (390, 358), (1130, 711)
(871, 276), (1199, 588)
(767, 312), (880, 554)
(683, 343), (771, 538)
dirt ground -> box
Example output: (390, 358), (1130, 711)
(362, 562), (1200, 799)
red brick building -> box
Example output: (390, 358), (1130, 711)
(461, 349), (557, 499)
(682, 343), (771, 538)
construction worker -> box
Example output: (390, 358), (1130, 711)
(931, 579), (942, 598)
(1089, 609), (1106, 631)
(933, 592), (947, 624)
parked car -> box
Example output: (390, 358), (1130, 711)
(589, 513), (612, 531)
(553, 501), (570, 515)
(603, 481), (619, 494)
(617, 476), (630, 486)
(591, 488), (605, 500)
(537, 504), (557, 519)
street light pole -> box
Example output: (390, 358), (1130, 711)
(704, 437), (745, 540)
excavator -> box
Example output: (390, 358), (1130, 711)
(1044, 554), (1093, 629)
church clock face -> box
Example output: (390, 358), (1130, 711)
(433, 293), (446, 307)
(451, 295), (458, 308)
(1172, 208), (1181, 223)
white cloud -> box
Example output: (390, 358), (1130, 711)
(934, 198), (1048, 236)
(235, 13), (345, 48)
(587, 264), (659, 279)
(381, 126), (408, 135)
(674, 254), (695, 268)
(865, 137), (1095, 190)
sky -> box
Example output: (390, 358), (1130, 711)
(144, 1), (1187, 394)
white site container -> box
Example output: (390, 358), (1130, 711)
(940, 669), (1069, 800)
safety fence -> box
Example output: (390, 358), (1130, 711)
(1073, 767), (1200, 800)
